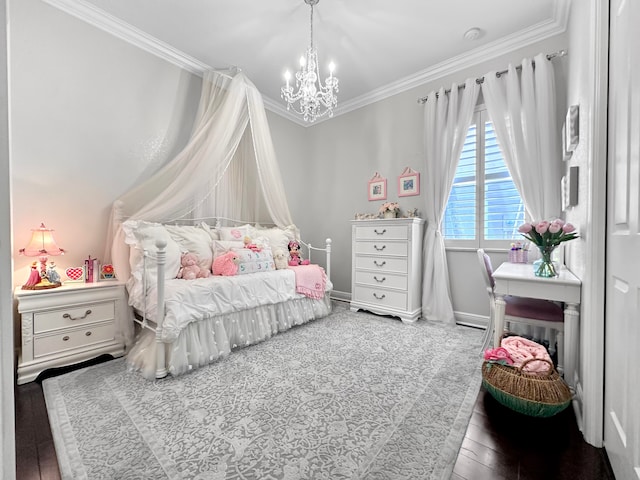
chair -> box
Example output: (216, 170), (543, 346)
(477, 249), (565, 370)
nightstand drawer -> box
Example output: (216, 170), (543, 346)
(33, 322), (116, 358)
(353, 286), (407, 310)
(34, 301), (115, 333)
(354, 255), (408, 273)
(355, 270), (407, 290)
(355, 225), (407, 240)
(354, 241), (407, 256)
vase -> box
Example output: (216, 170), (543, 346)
(383, 211), (396, 219)
(533, 245), (558, 277)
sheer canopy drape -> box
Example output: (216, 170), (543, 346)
(482, 53), (562, 221)
(421, 79), (480, 324)
(105, 69), (294, 291)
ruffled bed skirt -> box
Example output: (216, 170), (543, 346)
(127, 295), (332, 379)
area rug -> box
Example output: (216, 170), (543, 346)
(43, 305), (483, 479)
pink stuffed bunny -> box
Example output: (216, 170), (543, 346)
(212, 251), (240, 276)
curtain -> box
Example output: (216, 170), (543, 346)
(481, 53), (561, 221)
(421, 78), (480, 324)
(105, 69), (294, 287)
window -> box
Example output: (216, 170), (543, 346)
(443, 108), (524, 248)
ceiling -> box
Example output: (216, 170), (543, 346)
(45, 0), (569, 125)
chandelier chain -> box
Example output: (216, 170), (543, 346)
(281, 0), (339, 123)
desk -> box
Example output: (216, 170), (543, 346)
(492, 262), (581, 386)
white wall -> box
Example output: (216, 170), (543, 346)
(9, 0), (201, 288)
(285, 34), (569, 316)
(1, 0), (16, 475)
(562, 0), (608, 446)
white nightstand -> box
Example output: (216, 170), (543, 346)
(15, 281), (127, 384)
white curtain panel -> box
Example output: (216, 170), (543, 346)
(421, 79), (480, 324)
(481, 53), (562, 221)
(105, 69), (294, 283)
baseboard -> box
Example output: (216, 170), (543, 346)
(454, 311), (489, 329)
(330, 290), (351, 303)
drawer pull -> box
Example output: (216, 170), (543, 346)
(62, 336), (70, 341)
(373, 260), (386, 267)
(63, 309), (92, 321)
(373, 245), (386, 251)
(373, 276), (386, 283)
(85, 331), (92, 337)
(374, 229), (387, 235)
(373, 293), (386, 300)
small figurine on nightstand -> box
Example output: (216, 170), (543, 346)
(47, 262), (61, 285)
(24, 262), (41, 288)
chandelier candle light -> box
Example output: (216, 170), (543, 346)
(19, 223), (65, 290)
(281, 0), (338, 122)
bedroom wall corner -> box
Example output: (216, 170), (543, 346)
(8, 0), (201, 288)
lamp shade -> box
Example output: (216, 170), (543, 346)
(19, 223), (65, 257)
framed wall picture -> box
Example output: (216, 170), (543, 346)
(565, 105), (579, 153)
(368, 172), (387, 201)
(398, 167), (420, 197)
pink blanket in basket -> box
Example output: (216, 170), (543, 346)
(501, 336), (553, 375)
(290, 264), (326, 299)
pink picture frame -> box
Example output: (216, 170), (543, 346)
(368, 173), (387, 201)
(398, 167), (420, 197)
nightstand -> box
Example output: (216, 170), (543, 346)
(15, 281), (127, 384)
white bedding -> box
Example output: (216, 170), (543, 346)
(131, 269), (332, 342)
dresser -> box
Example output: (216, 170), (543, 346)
(15, 281), (127, 384)
(350, 218), (425, 322)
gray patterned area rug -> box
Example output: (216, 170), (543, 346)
(43, 305), (483, 480)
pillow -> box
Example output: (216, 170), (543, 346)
(122, 220), (182, 301)
(219, 224), (257, 242)
(212, 240), (244, 258)
(231, 247), (275, 275)
(197, 221), (220, 241)
(254, 225), (298, 254)
(164, 225), (213, 272)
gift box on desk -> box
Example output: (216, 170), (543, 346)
(508, 247), (528, 263)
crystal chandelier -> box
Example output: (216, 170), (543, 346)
(281, 0), (339, 122)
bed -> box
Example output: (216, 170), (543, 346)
(120, 219), (333, 379)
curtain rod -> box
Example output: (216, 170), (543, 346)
(416, 49), (567, 104)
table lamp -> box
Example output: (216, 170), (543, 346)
(19, 223), (65, 290)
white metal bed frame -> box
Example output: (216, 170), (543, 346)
(132, 217), (332, 379)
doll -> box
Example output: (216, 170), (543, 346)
(287, 240), (310, 266)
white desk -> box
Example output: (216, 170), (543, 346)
(492, 262), (581, 386)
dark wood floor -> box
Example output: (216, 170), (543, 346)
(16, 362), (616, 480)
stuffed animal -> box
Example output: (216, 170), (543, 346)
(243, 236), (262, 252)
(177, 252), (210, 280)
(212, 251), (240, 276)
(288, 240), (310, 266)
(273, 249), (289, 270)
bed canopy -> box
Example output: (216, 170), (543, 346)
(106, 69), (295, 282)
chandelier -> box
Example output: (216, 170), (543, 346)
(281, 0), (339, 123)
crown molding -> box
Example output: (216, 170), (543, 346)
(333, 4), (570, 118)
(42, 0), (570, 128)
(42, 0), (210, 75)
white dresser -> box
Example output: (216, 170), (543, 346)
(350, 218), (425, 322)
(15, 281), (127, 384)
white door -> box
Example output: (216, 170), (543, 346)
(605, 0), (640, 478)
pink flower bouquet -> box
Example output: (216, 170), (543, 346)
(517, 219), (578, 248)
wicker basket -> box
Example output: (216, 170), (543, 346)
(482, 358), (572, 417)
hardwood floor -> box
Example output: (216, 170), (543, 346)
(15, 361), (615, 479)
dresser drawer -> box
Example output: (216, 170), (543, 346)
(353, 286), (407, 310)
(33, 301), (115, 333)
(354, 241), (407, 256)
(354, 255), (408, 273)
(33, 322), (117, 358)
(355, 225), (407, 240)
(355, 270), (407, 290)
